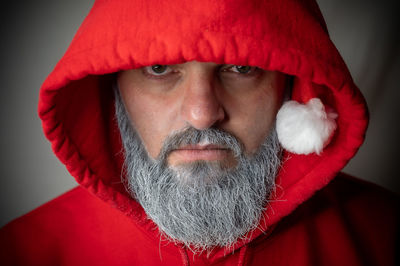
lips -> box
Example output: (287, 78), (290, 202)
(169, 144), (231, 163)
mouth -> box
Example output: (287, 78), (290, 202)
(168, 144), (233, 164)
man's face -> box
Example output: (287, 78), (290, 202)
(115, 61), (286, 249)
(118, 61), (286, 170)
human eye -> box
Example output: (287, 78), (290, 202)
(220, 65), (258, 75)
(142, 65), (173, 77)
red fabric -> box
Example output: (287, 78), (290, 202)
(1, 0), (397, 265)
(0, 174), (396, 265)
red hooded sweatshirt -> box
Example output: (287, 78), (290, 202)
(0, 0), (398, 265)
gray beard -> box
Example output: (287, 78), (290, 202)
(114, 87), (282, 250)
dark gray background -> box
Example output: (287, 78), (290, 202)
(1, 0), (399, 227)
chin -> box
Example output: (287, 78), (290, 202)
(169, 160), (232, 186)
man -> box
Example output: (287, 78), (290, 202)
(0, 0), (397, 265)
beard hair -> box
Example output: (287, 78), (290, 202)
(114, 86), (282, 251)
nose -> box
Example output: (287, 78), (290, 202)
(180, 72), (225, 130)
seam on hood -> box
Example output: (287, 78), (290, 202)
(237, 245), (248, 266)
(179, 247), (189, 266)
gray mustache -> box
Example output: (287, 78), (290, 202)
(157, 126), (244, 162)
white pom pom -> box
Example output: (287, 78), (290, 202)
(276, 98), (337, 155)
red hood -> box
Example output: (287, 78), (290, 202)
(38, 0), (368, 256)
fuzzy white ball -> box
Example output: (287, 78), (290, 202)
(276, 98), (337, 155)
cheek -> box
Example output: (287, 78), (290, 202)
(129, 108), (163, 158)
(228, 84), (282, 154)
(120, 88), (179, 158)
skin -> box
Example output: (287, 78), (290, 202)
(118, 61), (286, 168)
